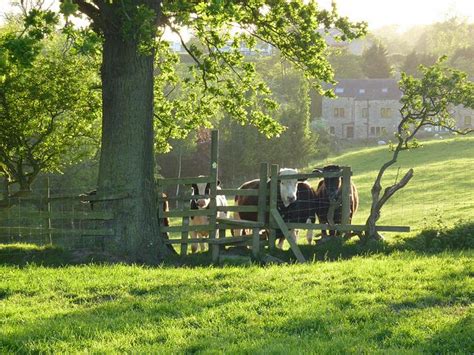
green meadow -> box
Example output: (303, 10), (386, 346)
(316, 136), (474, 232)
(1, 136), (473, 353)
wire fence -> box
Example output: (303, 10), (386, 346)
(0, 186), (120, 250)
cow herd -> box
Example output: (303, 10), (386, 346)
(172, 165), (359, 253)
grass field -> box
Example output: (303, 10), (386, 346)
(1, 136), (473, 353)
(312, 136), (474, 231)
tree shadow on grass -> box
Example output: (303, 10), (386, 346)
(284, 220), (474, 263)
(420, 313), (474, 353)
(1, 221), (473, 267)
(0, 274), (256, 353)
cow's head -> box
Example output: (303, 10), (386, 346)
(313, 165), (342, 202)
(191, 178), (220, 209)
(279, 168), (304, 207)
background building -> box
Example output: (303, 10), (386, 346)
(321, 79), (473, 139)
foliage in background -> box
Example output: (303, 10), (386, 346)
(401, 51), (437, 77)
(415, 17), (474, 57)
(0, 14), (101, 197)
(361, 42), (392, 79)
(328, 48), (364, 79)
(375, 18), (474, 77)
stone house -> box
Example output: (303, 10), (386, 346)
(321, 79), (473, 140)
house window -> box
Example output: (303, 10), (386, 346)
(381, 108), (392, 118)
(370, 127), (386, 136)
(346, 126), (354, 138)
(362, 108), (368, 118)
(329, 126), (335, 134)
(465, 116), (472, 126)
(334, 108), (345, 118)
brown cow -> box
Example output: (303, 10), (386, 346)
(311, 165), (359, 241)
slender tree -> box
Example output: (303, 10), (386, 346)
(365, 59), (474, 241)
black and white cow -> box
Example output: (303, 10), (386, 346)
(234, 168), (319, 248)
(189, 177), (228, 253)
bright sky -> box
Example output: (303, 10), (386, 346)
(1, 0), (473, 31)
(318, 0), (474, 30)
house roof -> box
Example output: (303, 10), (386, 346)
(326, 79), (402, 101)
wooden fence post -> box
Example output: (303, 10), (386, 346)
(341, 167), (351, 230)
(179, 187), (190, 256)
(46, 177), (52, 245)
(268, 164), (279, 250)
(253, 162), (268, 259)
(209, 130), (219, 263)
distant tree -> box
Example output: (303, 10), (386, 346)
(0, 13), (101, 198)
(401, 51), (437, 77)
(449, 46), (474, 77)
(361, 42), (392, 78)
(328, 49), (364, 79)
(364, 59), (474, 241)
(416, 17), (474, 57)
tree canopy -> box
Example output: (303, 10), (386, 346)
(0, 12), (101, 197)
(63, 0), (366, 142)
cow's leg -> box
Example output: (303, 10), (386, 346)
(191, 231), (198, 253)
(306, 217), (314, 244)
(290, 229), (298, 244)
(319, 216), (328, 238)
(277, 237), (284, 249)
(233, 212), (242, 237)
(199, 231), (207, 252)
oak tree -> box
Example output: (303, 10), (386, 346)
(59, 0), (366, 262)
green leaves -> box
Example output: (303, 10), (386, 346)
(399, 58), (474, 136)
(0, 23), (101, 191)
(156, 0), (366, 143)
(59, 0), (79, 18)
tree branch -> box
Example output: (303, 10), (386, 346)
(69, 0), (103, 27)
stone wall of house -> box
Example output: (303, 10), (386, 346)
(453, 105), (473, 130)
(322, 98), (402, 139)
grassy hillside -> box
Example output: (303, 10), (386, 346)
(311, 136), (474, 233)
(0, 136), (473, 353)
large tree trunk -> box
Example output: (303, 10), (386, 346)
(98, 17), (168, 263)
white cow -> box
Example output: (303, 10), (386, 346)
(189, 178), (228, 253)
